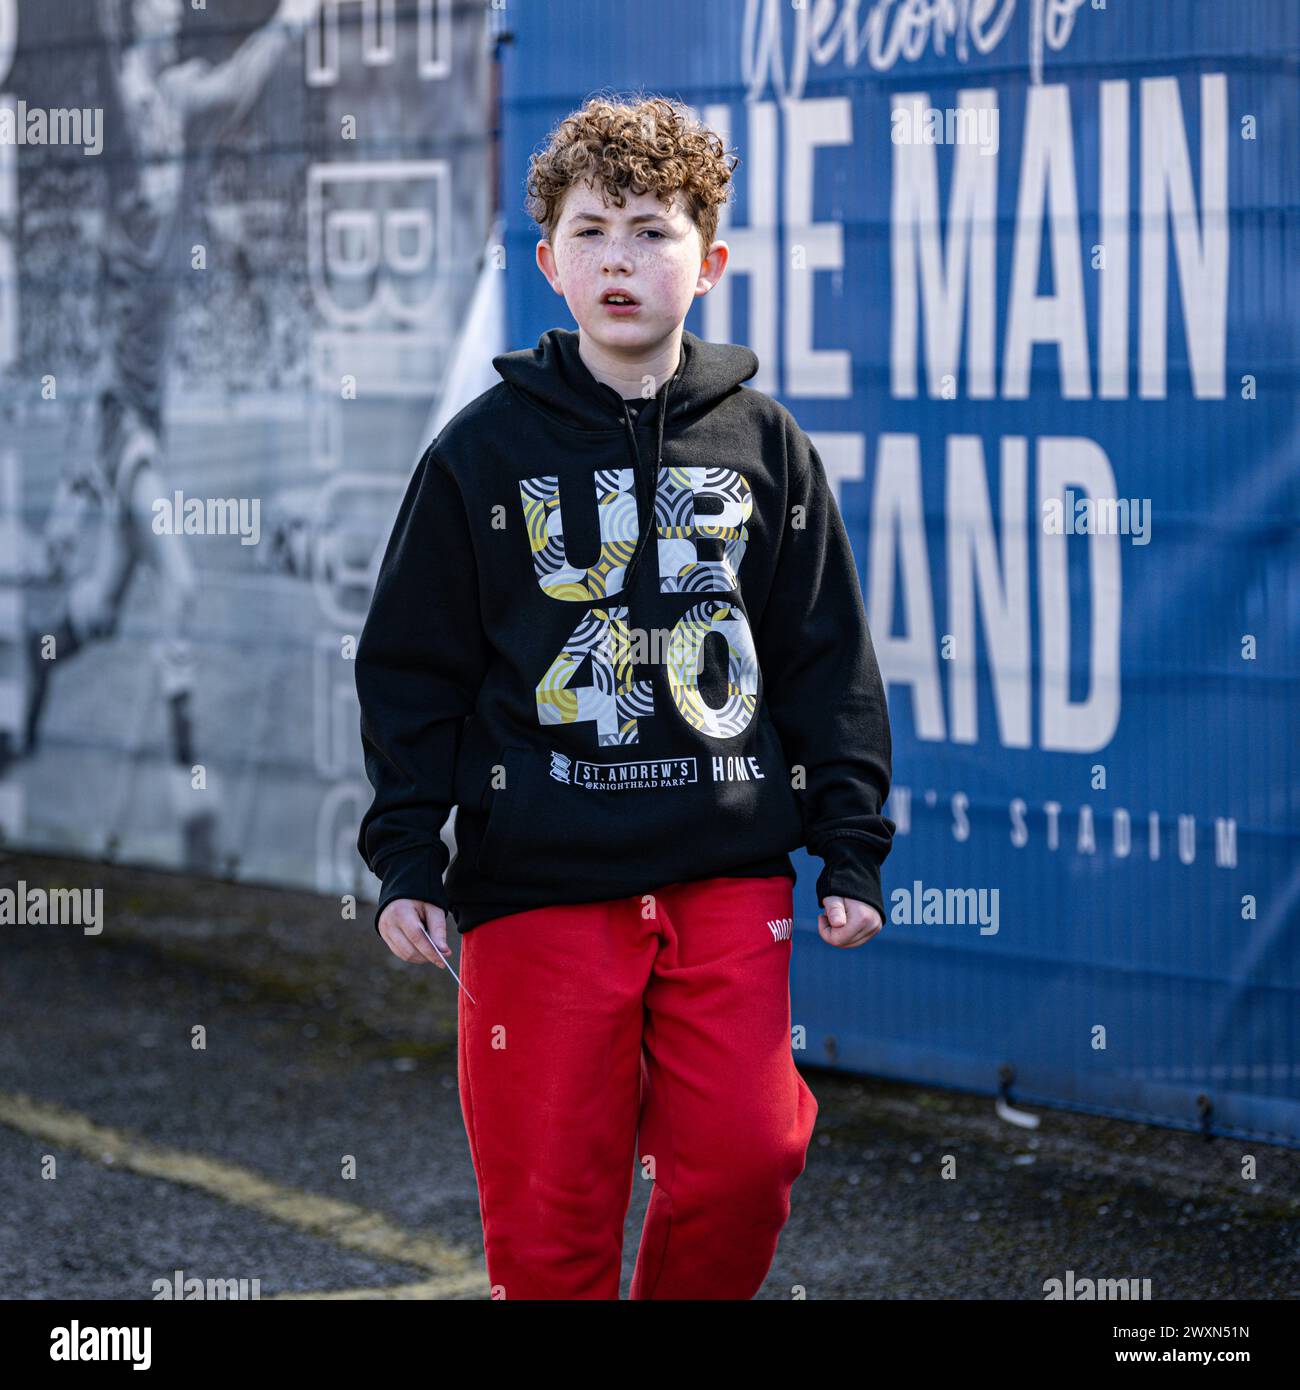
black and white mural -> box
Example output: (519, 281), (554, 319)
(0, 0), (492, 903)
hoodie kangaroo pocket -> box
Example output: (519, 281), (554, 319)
(475, 746), (527, 878)
(469, 734), (804, 897)
(474, 744), (666, 888)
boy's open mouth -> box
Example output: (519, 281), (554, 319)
(600, 289), (641, 313)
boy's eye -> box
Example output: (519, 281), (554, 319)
(575, 228), (665, 238)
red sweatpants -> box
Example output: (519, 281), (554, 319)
(455, 874), (818, 1299)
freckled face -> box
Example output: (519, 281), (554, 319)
(542, 183), (708, 353)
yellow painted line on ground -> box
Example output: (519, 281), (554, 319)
(0, 1089), (487, 1293)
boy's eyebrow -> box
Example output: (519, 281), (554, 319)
(568, 211), (670, 226)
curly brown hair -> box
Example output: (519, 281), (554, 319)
(525, 94), (739, 258)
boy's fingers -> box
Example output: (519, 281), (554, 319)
(392, 903), (447, 967)
(817, 913), (883, 948)
(818, 913), (851, 946)
(414, 902), (452, 963)
(822, 895), (847, 928)
(377, 914), (419, 962)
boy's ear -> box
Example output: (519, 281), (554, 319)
(535, 239), (562, 292)
(695, 240), (729, 296)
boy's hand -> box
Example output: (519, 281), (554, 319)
(817, 896), (883, 948)
(378, 898), (452, 967)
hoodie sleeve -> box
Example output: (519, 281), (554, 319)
(355, 443), (491, 933)
(755, 423), (895, 921)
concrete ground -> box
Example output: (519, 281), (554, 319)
(1, 850), (1297, 1300)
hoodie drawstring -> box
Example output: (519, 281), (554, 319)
(620, 373), (673, 598)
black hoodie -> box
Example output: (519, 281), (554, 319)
(355, 327), (894, 934)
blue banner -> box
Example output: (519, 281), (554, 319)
(500, 0), (1300, 1144)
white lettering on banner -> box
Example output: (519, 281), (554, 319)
(307, 161), (450, 329)
(1097, 77), (1129, 399)
(1139, 76), (1228, 399)
(307, 0), (451, 86)
(1002, 82), (1090, 399)
(719, 75), (1227, 404)
(867, 434), (1120, 753)
(309, 474), (405, 891)
(945, 436), (1029, 748)
(302, 131), (453, 889)
(1036, 438), (1121, 751)
(308, 473), (406, 629)
(700, 100), (780, 397)
(783, 97), (851, 398)
(891, 88), (998, 399)
(742, 0), (1086, 103)
(307, 160), (447, 473)
(889, 77), (1228, 402)
(1028, 794), (1235, 867)
(705, 64), (1229, 763)
(304, 154), (450, 893)
(314, 634), (357, 780)
(316, 781), (372, 893)
(891, 787), (1236, 868)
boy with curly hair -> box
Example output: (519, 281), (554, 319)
(355, 93), (894, 1300)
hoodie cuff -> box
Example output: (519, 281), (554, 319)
(813, 834), (887, 924)
(370, 844), (451, 935)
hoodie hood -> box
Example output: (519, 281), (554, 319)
(492, 327), (760, 433)
(494, 327), (760, 595)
